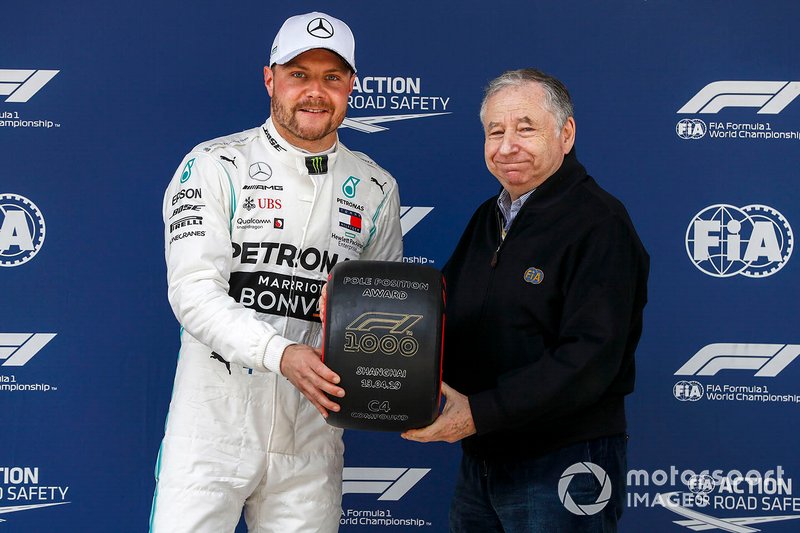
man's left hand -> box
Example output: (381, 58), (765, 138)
(401, 383), (476, 443)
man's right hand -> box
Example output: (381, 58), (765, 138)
(280, 343), (344, 418)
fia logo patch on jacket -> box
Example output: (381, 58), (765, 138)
(523, 267), (544, 285)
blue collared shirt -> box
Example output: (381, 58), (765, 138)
(497, 188), (536, 238)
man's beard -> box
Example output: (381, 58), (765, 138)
(271, 96), (341, 143)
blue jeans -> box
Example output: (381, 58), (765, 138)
(449, 434), (627, 533)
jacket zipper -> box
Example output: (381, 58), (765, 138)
(490, 208), (504, 268)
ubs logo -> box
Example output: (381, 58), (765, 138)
(344, 312), (422, 357)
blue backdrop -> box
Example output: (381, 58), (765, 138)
(3, 1), (799, 531)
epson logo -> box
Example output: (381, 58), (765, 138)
(678, 81), (800, 114)
(171, 188), (202, 206)
(342, 467), (429, 501)
(676, 344), (800, 378)
(0, 334), (56, 366)
(0, 70), (59, 103)
(686, 204), (793, 278)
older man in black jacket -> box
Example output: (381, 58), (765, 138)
(402, 69), (649, 533)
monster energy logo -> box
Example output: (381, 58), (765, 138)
(180, 158), (195, 183)
(305, 155), (328, 175)
(342, 176), (360, 199)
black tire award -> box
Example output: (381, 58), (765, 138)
(322, 260), (444, 431)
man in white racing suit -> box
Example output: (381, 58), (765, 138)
(150, 12), (403, 532)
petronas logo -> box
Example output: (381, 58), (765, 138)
(180, 158), (195, 183)
(305, 155), (328, 175)
(342, 176), (360, 199)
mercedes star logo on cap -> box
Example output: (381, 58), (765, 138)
(307, 17), (334, 39)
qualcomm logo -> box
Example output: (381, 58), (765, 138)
(558, 462), (612, 516)
(399, 206), (433, 236)
(0, 194), (46, 267)
(342, 467), (429, 500)
(0, 334), (56, 366)
(676, 344), (800, 378)
(678, 81), (800, 115)
(0, 70), (59, 103)
(686, 204), (793, 278)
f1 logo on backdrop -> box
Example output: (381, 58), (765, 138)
(675, 344), (800, 378)
(678, 81), (800, 114)
(0, 334), (56, 366)
(342, 467), (429, 501)
(0, 70), (59, 103)
(400, 206), (433, 236)
(0, 194), (46, 267)
(685, 204), (793, 278)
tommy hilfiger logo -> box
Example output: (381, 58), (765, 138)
(523, 267), (544, 285)
(339, 207), (362, 233)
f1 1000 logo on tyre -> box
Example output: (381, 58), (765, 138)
(686, 204), (793, 278)
(0, 194), (46, 267)
(344, 312), (422, 357)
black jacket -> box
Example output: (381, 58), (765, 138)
(443, 150), (649, 460)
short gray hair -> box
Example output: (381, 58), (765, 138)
(479, 69), (574, 130)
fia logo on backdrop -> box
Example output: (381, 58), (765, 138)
(685, 204), (793, 278)
(0, 194), (46, 267)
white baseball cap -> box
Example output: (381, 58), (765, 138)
(270, 12), (356, 72)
